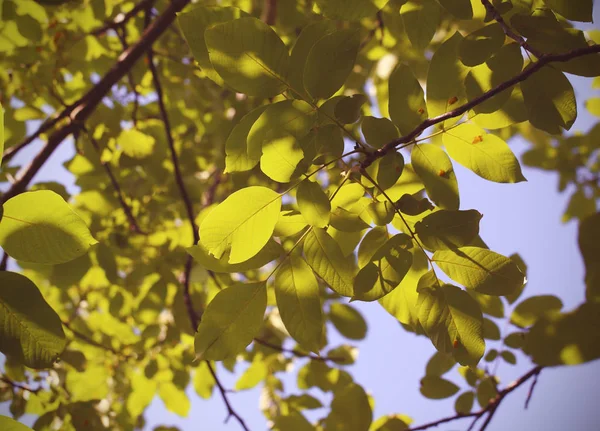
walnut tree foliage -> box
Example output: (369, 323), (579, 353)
(0, 0), (599, 430)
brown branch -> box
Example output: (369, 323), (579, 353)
(0, 0), (192, 205)
(0, 375), (42, 394)
(253, 338), (345, 363)
(0, 252), (8, 271)
(362, 44), (600, 169)
(481, 0), (544, 58)
(406, 367), (543, 431)
(81, 127), (145, 234)
(90, 0), (156, 36)
(261, 0), (277, 25)
(144, 8), (249, 430)
(524, 369), (539, 409)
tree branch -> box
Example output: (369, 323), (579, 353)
(206, 362), (251, 431)
(90, 0), (156, 36)
(0, 375), (42, 394)
(406, 367), (543, 431)
(253, 338), (345, 363)
(481, 0), (544, 58)
(0, 0), (191, 205)
(361, 44), (600, 169)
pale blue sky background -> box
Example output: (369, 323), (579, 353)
(2, 17), (600, 431)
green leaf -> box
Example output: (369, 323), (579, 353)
(329, 303), (367, 340)
(525, 302), (600, 366)
(443, 123), (526, 183)
(296, 179), (331, 228)
(362, 117), (399, 149)
(415, 209), (482, 251)
(510, 295), (563, 328)
(371, 415), (411, 431)
(434, 247), (526, 295)
(579, 212), (600, 302)
(0, 271), (66, 368)
(187, 240), (282, 273)
(388, 64), (428, 135)
(0, 190), (97, 264)
(358, 226), (389, 268)
(401, 0), (441, 51)
(425, 351), (456, 377)
(177, 6), (247, 86)
(367, 201), (395, 226)
(483, 318), (501, 340)
(193, 361), (215, 399)
(504, 332), (525, 349)
(117, 129), (155, 159)
(224, 105), (268, 173)
(304, 228), (356, 297)
(289, 20), (337, 98)
(426, 32), (468, 127)
(436, 0), (473, 19)
(417, 284), (485, 366)
(469, 291), (505, 318)
(0, 415), (34, 430)
(419, 376), (460, 399)
(365, 151), (405, 191)
(248, 100), (315, 166)
(195, 282), (267, 360)
(500, 350), (516, 364)
(411, 144), (460, 210)
(455, 391), (475, 415)
(274, 210), (308, 237)
(261, 135), (305, 183)
(335, 94), (369, 124)
(521, 66), (577, 135)
(204, 17), (289, 97)
(330, 207), (370, 232)
(273, 412), (314, 431)
(459, 23), (505, 66)
(159, 382), (190, 417)
(304, 29), (360, 99)
(325, 383), (372, 431)
(477, 377), (498, 408)
(545, 0), (593, 22)
(315, 0), (388, 20)
(199, 186), (281, 264)
(274, 252), (324, 353)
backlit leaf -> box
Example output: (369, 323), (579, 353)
(195, 283), (267, 360)
(362, 117), (399, 149)
(0, 415), (34, 430)
(304, 29), (360, 99)
(401, 0), (441, 51)
(187, 240), (282, 273)
(389, 64), (428, 135)
(329, 303), (367, 340)
(455, 391), (475, 414)
(325, 383), (372, 431)
(297, 180), (331, 228)
(433, 247), (525, 295)
(274, 252), (324, 353)
(0, 191), (97, 264)
(335, 94), (368, 124)
(459, 23), (505, 66)
(199, 186), (281, 264)
(260, 135), (304, 183)
(224, 105), (268, 173)
(205, 17), (289, 97)
(417, 284), (485, 366)
(411, 144), (460, 210)
(415, 209), (482, 251)
(0, 272), (66, 368)
(118, 129), (155, 159)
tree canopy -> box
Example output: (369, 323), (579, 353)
(0, 0), (599, 430)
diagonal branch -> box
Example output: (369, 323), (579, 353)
(0, 375), (42, 394)
(481, 0), (544, 58)
(0, 0), (191, 205)
(361, 44), (600, 169)
(90, 0), (156, 36)
(406, 367), (543, 431)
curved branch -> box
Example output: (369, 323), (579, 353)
(362, 44), (600, 169)
(0, 0), (192, 204)
(406, 367), (543, 431)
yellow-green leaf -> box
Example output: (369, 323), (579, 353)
(193, 361), (215, 399)
(362, 116), (399, 149)
(195, 282), (267, 360)
(178, 6), (247, 86)
(304, 29), (360, 99)
(0, 272), (66, 368)
(510, 295), (563, 328)
(225, 105), (268, 173)
(297, 180), (331, 228)
(417, 284), (485, 366)
(274, 210), (308, 237)
(0, 415), (35, 430)
(459, 23), (505, 66)
(443, 123), (526, 183)
(415, 209), (482, 250)
(187, 240), (282, 273)
(389, 64), (428, 135)
(521, 66), (577, 135)
(199, 186), (281, 264)
(329, 303), (367, 340)
(304, 228), (356, 297)
(426, 32), (468, 127)
(274, 252), (323, 353)
(205, 17), (289, 97)
(420, 376), (460, 399)
(324, 383), (372, 431)
(261, 135), (305, 183)
(411, 144), (459, 210)
(0, 191), (97, 264)
(159, 382), (190, 417)
(433, 247), (525, 295)
(118, 129), (155, 159)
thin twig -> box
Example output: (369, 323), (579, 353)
(406, 367), (543, 431)
(206, 362), (251, 431)
(0, 376), (42, 394)
(253, 338), (345, 363)
(361, 44), (600, 169)
(90, 0), (156, 36)
(481, 0), (544, 58)
(0, 0), (192, 205)
(524, 370), (539, 409)
(81, 127), (145, 234)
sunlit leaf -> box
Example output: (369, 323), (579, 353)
(411, 144), (460, 210)
(389, 64), (428, 135)
(297, 179), (331, 228)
